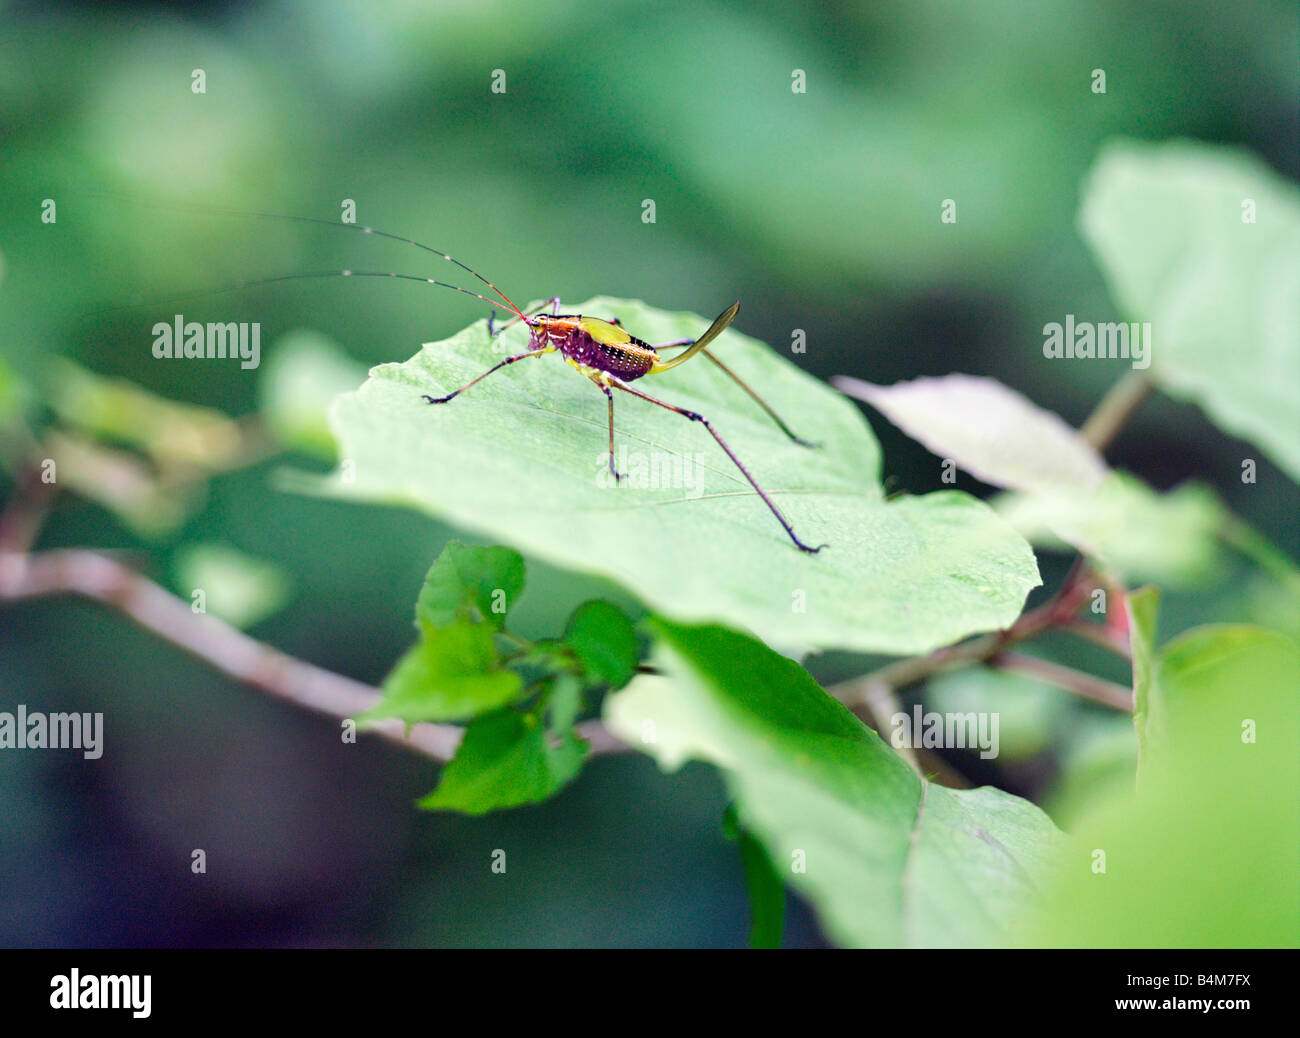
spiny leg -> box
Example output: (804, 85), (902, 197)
(422, 349), (547, 404)
(654, 342), (819, 447)
(609, 377), (827, 553)
(489, 295), (561, 337)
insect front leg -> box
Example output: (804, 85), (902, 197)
(422, 348), (548, 404)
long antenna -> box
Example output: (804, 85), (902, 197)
(82, 192), (528, 319)
(89, 270), (526, 320)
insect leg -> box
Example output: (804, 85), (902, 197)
(653, 343), (819, 447)
(489, 296), (561, 338)
(608, 377), (827, 553)
(422, 349), (548, 404)
(598, 383), (624, 482)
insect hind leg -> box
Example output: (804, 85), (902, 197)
(607, 376), (827, 553)
(654, 343), (820, 448)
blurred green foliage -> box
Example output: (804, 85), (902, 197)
(1, 0), (1296, 947)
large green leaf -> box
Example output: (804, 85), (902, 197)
(1018, 594), (1300, 947)
(605, 618), (1064, 948)
(1080, 140), (1300, 481)
(325, 298), (1039, 654)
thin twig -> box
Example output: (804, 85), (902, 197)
(858, 677), (919, 773)
(1059, 618), (1132, 659)
(0, 460), (56, 554)
(831, 558), (1103, 708)
(0, 549), (628, 762)
(830, 367), (1158, 715)
(989, 651), (1132, 711)
(1080, 370), (1153, 453)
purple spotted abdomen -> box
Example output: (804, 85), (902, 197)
(561, 329), (655, 381)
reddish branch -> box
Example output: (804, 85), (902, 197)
(0, 549), (625, 761)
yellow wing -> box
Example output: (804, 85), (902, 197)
(577, 316), (634, 346)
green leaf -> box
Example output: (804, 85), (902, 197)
(364, 542), (528, 723)
(723, 804), (786, 949)
(415, 541), (524, 631)
(258, 330), (368, 459)
(1018, 615), (1300, 947)
(561, 599), (638, 688)
(324, 298), (1040, 654)
(172, 543), (292, 629)
(418, 708), (586, 815)
(545, 673), (584, 735)
(1080, 140), (1300, 482)
(995, 472), (1226, 586)
(605, 618), (1064, 948)
(368, 621), (521, 723)
(834, 374), (1108, 493)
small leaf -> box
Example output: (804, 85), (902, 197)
(368, 621), (521, 723)
(1080, 140), (1300, 483)
(258, 330), (368, 459)
(416, 542), (524, 631)
(606, 618), (1064, 948)
(48, 430), (198, 537)
(562, 600), (638, 688)
(545, 673), (584, 735)
(172, 543), (292, 629)
(834, 374), (1108, 493)
(419, 708), (587, 815)
(49, 359), (242, 469)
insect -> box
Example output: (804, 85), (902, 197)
(104, 202), (828, 553)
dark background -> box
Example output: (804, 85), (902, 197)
(1, 0), (1296, 946)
